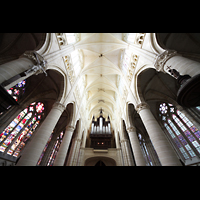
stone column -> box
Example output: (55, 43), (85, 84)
(114, 130), (123, 166)
(16, 102), (66, 166)
(77, 129), (87, 166)
(0, 51), (47, 89)
(124, 139), (135, 166)
(71, 138), (82, 166)
(135, 102), (181, 166)
(127, 126), (146, 166)
(53, 125), (75, 166)
(154, 50), (200, 77)
(120, 139), (128, 166)
(67, 138), (78, 166)
(120, 139), (134, 166)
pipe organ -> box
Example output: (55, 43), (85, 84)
(90, 110), (112, 149)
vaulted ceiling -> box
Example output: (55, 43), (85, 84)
(76, 33), (128, 120)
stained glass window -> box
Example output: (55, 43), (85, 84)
(159, 102), (200, 161)
(37, 132), (53, 166)
(7, 80), (26, 102)
(159, 103), (168, 114)
(137, 133), (153, 166)
(0, 80), (26, 116)
(46, 131), (64, 166)
(0, 101), (45, 157)
(196, 106), (200, 112)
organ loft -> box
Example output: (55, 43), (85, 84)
(90, 109), (112, 149)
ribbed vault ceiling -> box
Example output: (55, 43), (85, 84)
(76, 33), (127, 120)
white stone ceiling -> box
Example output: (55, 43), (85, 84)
(75, 33), (128, 120)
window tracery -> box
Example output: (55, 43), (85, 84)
(64, 49), (83, 84)
(0, 101), (45, 157)
(56, 33), (79, 48)
(120, 49), (138, 84)
(159, 102), (200, 161)
(123, 33), (146, 47)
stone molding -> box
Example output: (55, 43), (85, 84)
(154, 50), (177, 72)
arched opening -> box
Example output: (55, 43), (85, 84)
(95, 160), (106, 166)
(84, 156), (116, 166)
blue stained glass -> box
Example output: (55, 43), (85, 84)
(7, 79), (26, 102)
(17, 80), (26, 87)
(194, 131), (200, 139)
(178, 135), (187, 145)
(174, 138), (182, 148)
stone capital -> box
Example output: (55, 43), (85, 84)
(21, 51), (48, 76)
(52, 101), (66, 112)
(120, 139), (129, 143)
(154, 50), (177, 72)
(127, 126), (136, 133)
(21, 51), (45, 64)
(135, 102), (149, 113)
(65, 125), (75, 133)
(74, 138), (82, 142)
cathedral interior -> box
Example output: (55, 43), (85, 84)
(1, 33), (200, 166)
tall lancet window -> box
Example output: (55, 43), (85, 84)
(159, 102), (200, 162)
(46, 130), (64, 166)
(0, 101), (45, 157)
